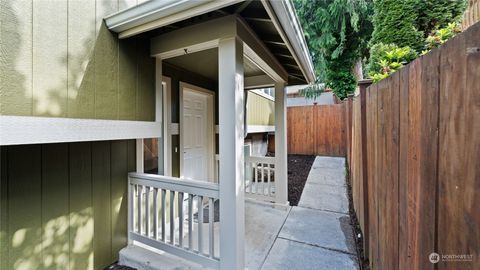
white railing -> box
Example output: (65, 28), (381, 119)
(244, 155), (276, 202)
(128, 173), (220, 269)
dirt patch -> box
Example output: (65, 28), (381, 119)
(286, 154), (316, 206)
(345, 162), (370, 270)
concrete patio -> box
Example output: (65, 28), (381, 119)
(120, 156), (358, 270)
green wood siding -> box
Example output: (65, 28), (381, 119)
(0, 0), (155, 121)
(0, 140), (135, 270)
(246, 91), (275, 126)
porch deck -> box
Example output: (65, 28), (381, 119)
(119, 201), (289, 270)
(120, 156), (358, 270)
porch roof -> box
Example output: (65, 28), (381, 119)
(104, 0), (315, 85)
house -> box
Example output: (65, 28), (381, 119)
(0, 0), (314, 269)
(286, 85), (336, 107)
(144, 88), (276, 173)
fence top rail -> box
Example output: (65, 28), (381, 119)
(246, 155), (275, 164)
(128, 172), (219, 199)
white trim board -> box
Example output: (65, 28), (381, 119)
(250, 89), (275, 102)
(0, 116), (162, 146)
(247, 125), (275, 133)
(162, 76), (172, 176)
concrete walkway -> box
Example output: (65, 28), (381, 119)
(261, 156), (358, 270)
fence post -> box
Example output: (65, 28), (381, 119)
(357, 79), (372, 259)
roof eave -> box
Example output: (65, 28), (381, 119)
(264, 0), (315, 84)
(104, 0), (315, 83)
(105, 0), (244, 38)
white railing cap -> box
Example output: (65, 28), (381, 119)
(129, 172), (219, 198)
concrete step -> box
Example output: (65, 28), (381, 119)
(119, 244), (206, 270)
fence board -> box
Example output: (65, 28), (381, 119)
(366, 83), (378, 269)
(398, 67), (410, 270)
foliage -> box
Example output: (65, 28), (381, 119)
(326, 67), (358, 98)
(294, 0), (373, 99)
(416, 0), (466, 36)
(367, 43), (417, 82)
(298, 83), (325, 100)
(423, 22), (462, 53)
(367, 0), (466, 82)
(370, 0), (424, 52)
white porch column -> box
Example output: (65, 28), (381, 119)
(156, 58), (164, 175)
(218, 37), (245, 270)
(275, 82), (288, 206)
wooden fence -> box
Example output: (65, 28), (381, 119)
(287, 104), (346, 156)
(462, 0), (480, 30)
(347, 22), (480, 269)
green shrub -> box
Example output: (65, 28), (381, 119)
(367, 43), (417, 82)
(416, 0), (466, 36)
(370, 0), (424, 52)
(423, 22), (462, 53)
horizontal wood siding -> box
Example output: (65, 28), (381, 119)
(247, 91), (275, 126)
(0, 0), (154, 121)
(0, 140), (135, 270)
(347, 22), (480, 270)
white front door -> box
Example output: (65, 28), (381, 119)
(182, 89), (211, 181)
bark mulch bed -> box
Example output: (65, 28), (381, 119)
(345, 164), (370, 270)
(286, 154), (316, 206)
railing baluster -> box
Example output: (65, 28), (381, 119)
(137, 185), (142, 234)
(209, 198), (214, 258)
(178, 192), (184, 247)
(261, 163), (265, 195)
(244, 156), (275, 199)
(251, 163), (258, 193)
(128, 183), (133, 242)
(145, 186), (150, 236)
(153, 188), (158, 240)
(198, 195), (204, 254)
(188, 194), (193, 250)
(170, 190), (175, 245)
(267, 166), (271, 196)
(161, 189), (166, 242)
(128, 174), (221, 268)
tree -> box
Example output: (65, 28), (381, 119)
(294, 0), (373, 99)
(416, 0), (466, 36)
(370, 0), (424, 51)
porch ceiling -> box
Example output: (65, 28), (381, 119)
(105, 0), (314, 86)
(164, 48), (265, 81)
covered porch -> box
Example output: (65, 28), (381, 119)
(119, 200), (289, 270)
(105, 1), (314, 269)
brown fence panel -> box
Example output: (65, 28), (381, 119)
(350, 21), (479, 270)
(437, 23), (480, 270)
(315, 104), (347, 156)
(287, 106), (315, 155)
(287, 104), (346, 156)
